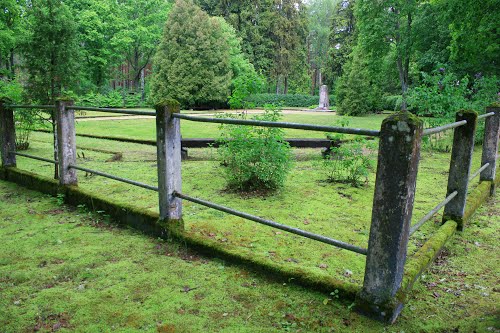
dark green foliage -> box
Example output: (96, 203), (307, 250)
(217, 107), (293, 191)
(22, 0), (79, 103)
(335, 48), (383, 116)
(79, 90), (145, 108)
(150, 0), (232, 108)
(244, 93), (321, 108)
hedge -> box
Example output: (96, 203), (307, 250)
(244, 93), (324, 108)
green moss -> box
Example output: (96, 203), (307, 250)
(399, 221), (457, 302)
(382, 111), (423, 127)
(487, 102), (500, 108)
(155, 98), (180, 111)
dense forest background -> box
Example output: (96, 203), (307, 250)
(0, 0), (498, 115)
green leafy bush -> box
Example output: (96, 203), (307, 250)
(217, 106), (293, 192)
(243, 93), (321, 108)
(319, 119), (375, 186)
(0, 79), (38, 150)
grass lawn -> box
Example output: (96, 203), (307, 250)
(17, 121), (488, 288)
(70, 113), (387, 140)
(0, 178), (498, 332)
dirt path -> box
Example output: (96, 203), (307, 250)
(75, 109), (336, 122)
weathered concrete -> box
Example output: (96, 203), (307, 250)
(442, 110), (477, 230)
(480, 106), (499, 195)
(358, 112), (423, 323)
(56, 99), (77, 186)
(156, 100), (183, 233)
(0, 99), (16, 167)
(318, 85), (330, 110)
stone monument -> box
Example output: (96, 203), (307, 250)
(317, 85), (330, 111)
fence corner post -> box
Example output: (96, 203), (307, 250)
(357, 111), (423, 323)
(442, 110), (477, 230)
(0, 98), (16, 168)
(480, 105), (499, 196)
(56, 99), (77, 186)
(156, 99), (183, 235)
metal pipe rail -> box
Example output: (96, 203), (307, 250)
(409, 191), (458, 236)
(69, 106), (156, 116)
(477, 112), (495, 120)
(12, 151), (58, 164)
(68, 164), (158, 191)
(469, 163), (490, 181)
(172, 113), (380, 137)
(423, 120), (467, 136)
(173, 191), (368, 255)
(6, 105), (55, 110)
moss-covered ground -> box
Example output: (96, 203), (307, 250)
(0, 178), (498, 332)
(17, 110), (490, 289)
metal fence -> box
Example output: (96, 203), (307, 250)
(0, 99), (498, 322)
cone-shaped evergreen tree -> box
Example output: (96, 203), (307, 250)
(150, 0), (232, 107)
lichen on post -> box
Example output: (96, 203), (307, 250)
(0, 98), (16, 168)
(442, 110), (477, 230)
(156, 99), (183, 234)
(480, 105), (499, 195)
(56, 99), (77, 186)
(357, 111), (423, 323)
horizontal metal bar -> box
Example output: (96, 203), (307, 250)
(469, 163), (490, 181)
(477, 112), (495, 120)
(69, 106), (156, 116)
(409, 191), (458, 236)
(6, 105), (55, 110)
(174, 191), (367, 255)
(12, 151), (58, 164)
(172, 114), (380, 137)
(423, 120), (467, 136)
(69, 164), (158, 191)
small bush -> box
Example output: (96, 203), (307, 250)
(244, 93), (322, 108)
(319, 119), (375, 186)
(421, 118), (453, 153)
(217, 106), (293, 192)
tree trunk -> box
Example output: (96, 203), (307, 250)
(9, 49), (15, 78)
(284, 76), (288, 95)
(141, 68), (145, 102)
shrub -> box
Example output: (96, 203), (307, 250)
(217, 106), (293, 192)
(320, 140), (374, 186)
(0, 79), (37, 150)
(319, 119), (375, 186)
(243, 93), (321, 108)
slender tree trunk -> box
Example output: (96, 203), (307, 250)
(284, 76), (288, 95)
(140, 68), (145, 102)
(9, 49), (15, 78)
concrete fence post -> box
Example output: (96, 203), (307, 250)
(442, 110), (477, 230)
(56, 99), (77, 186)
(0, 99), (16, 168)
(480, 105), (499, 195)
(357, 112), (423, 323)
(156, 99), (183, 233)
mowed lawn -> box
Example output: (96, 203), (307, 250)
(71, 111), (388, 140)
(0, 178), (498, 332)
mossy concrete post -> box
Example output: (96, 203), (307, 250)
(56, 99), (77, 186)
(442, 110), (477, 230)
(156, 100), (183, 233)
(0, 99), (16, 168)
(358, 112), (423, 323)
(480, 106), (499, 195)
